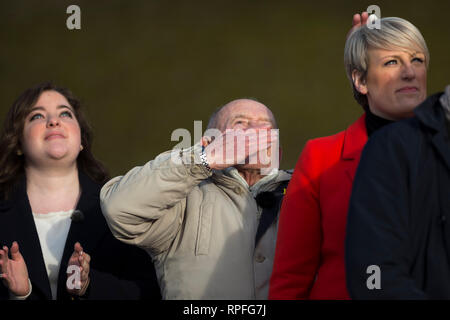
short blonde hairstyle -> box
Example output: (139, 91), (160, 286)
(344, 17), (430, 108)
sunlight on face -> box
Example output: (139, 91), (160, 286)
(362, 48), (427, 120)
(21, 90), (81, 167)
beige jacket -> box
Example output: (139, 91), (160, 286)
(100, 143), (291, 299)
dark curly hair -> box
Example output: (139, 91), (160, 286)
(0, 82), (109, 198)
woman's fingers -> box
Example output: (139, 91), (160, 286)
(0, 272), (11, 287)
(69, 242), (86, 265)
(361, 11), (369, 25)
(79, 254), (90, 281)
(0, 247), (13, 288)
(10, 241), (22, 261)
(347, 11), (370, 41)
(66, 250), (90, 294)
(74, 242), (83, 254)
(80, 267), (89, 281)
(0, 249), (6, 267)
(352, 13), (361, 27)
(352, 12), (369, 28)
(1, 247), (9, 273)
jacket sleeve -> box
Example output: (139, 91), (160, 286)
(345, 125), (427, 299)
(269, 140), (322, 299)
(100, 143), (212, 254)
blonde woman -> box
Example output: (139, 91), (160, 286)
(270, 16), (429, 299)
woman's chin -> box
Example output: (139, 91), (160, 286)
(45, 147), (75, 161)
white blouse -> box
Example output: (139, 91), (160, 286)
(32, 210), (73, 300)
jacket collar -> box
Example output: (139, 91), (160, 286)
(440, 85), (450, 117)
(338, 114), (368, 184)
(414, 92), (445, 133)
(342, 114), (368, 160)
(211, 168), (292, 197)
(57, 171), (102, 299)
(414, 92), (450, 171)
(5, 175), (52, 299)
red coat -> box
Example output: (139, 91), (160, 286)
(269, 115), (367, 299)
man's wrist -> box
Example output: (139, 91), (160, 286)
(200, 145), (212, 172)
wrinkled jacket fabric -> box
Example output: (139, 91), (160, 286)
(100, 143), (291, 299)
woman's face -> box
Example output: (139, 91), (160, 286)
(357, 47), (427, 120)
(21, 90), (81, 168)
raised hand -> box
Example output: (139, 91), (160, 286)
(0, 241), (30, 297)
(66, 242), (91, 296)
(204, 127), (278, 171)
(346, 11), (369, 40)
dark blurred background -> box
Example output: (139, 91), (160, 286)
(0, 0), (449, 175)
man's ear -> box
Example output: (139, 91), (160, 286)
(352, 70), (368, 95)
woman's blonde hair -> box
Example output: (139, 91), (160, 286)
(344, 17), (429, 108)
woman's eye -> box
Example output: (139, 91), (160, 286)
(384, 60), (397, 66)
(30, 113), (43, 121)
(60, 111), (73, 118)
(412, 57), (424, 63)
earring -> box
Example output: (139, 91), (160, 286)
(80, 145), (84, 151)
(17, 150), (23, 156)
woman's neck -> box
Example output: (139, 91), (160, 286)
(25, 165), (80, 214)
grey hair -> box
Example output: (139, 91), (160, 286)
(344, 17), (430, 108)
(206, 97), (278, 130)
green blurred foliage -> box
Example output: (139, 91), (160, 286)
(0, 0), (448, 175)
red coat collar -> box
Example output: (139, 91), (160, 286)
(342, 114), (368, 160)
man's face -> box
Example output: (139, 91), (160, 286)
(218, 100), (275, 132)
(217, 99), (278, 171)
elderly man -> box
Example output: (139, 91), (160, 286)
(100, 99), (291, 299)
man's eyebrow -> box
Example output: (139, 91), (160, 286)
(229, 114), (271, 122)
(229, 114), (249, 120)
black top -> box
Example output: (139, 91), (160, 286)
(0, 171), (161, 300)
(365, 107), (394, 137)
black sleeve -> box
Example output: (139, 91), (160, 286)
(0, 282), (8, 300)
(84, 231), (161, 300)
(345, 124), (428, 299)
